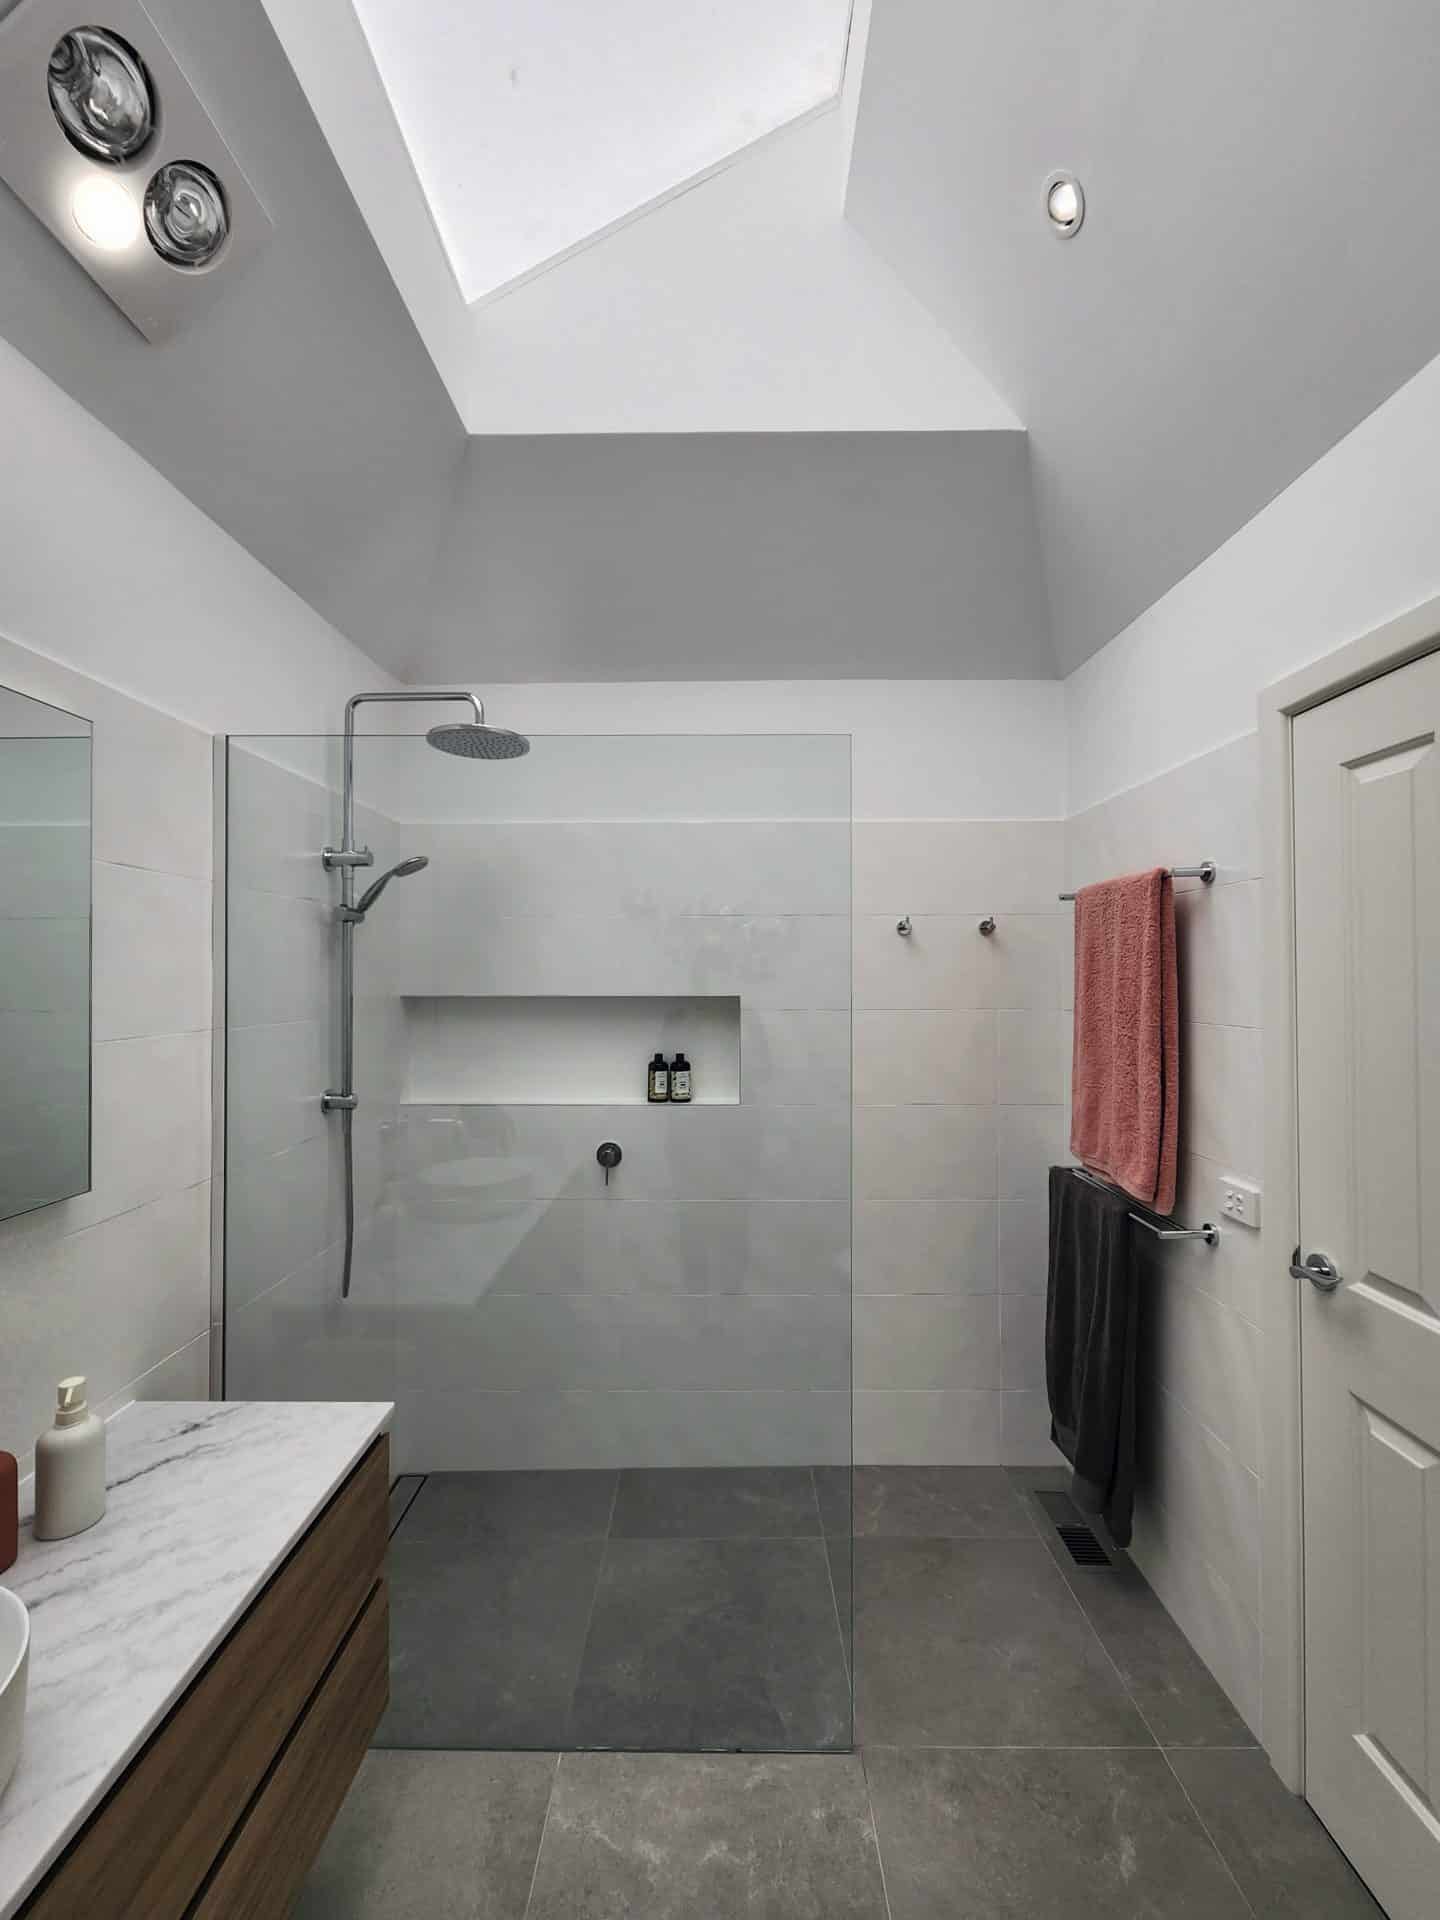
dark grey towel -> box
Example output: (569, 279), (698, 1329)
(1046, 1165), (1138, 1548)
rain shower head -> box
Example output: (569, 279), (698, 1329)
(352, 853), (429, 917)
(427, 720), (530, 760)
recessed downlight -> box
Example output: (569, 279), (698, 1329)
(1045, 170), (1085, 237)
(48, 26), (153, 164)
(70, 172), (140, 250)
(144, 160), (228, 269)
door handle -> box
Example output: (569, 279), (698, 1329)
(1291, 1247), (1343, 1292)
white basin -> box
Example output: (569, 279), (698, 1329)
(0, 1587), (29, 1798)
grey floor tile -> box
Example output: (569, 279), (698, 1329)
(854, 1538), (1152, 1747)
(570, 1538), (852, 1751)
(377, 1533), (604, 1748)
(293, 1749), (555, 1919)
(611, 1466), (821, 1539)
(1168, 1749), (1386, 1917)
(1061, 1562), (1257, 1747)
(851, 1465), (1038, 1538)
(394, 1468), (617, 1544)
(387, 1475), (424, 1537)
(865, 1745), (1251, 1918)
(813, 1464), (853, 1537)
(527, 1752), (888, 1919)
(1013, 1479), (1256, 1746)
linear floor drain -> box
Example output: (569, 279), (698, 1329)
(1055, 1523), (1112, 1567)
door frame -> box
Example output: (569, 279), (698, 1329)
(1259, 591), (1440, 1792)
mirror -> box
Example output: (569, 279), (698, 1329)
(0, 686), (91, 1221)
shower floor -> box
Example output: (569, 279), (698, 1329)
(376, 1464), (852, 1752)
(302, 1466), (1382, 1917)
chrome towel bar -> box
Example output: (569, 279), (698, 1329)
(1071, 1165), (1219, 1248)
(1059, 861), (1215, 902)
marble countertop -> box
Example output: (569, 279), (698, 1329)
(0, 1399), (392, 1918)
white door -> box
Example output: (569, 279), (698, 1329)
(1293, 647), (1440, 1920)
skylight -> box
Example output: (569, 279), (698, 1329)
(350, 0), (854, 303)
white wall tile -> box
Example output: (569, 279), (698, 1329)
(854, 1389), (1000, 1466)
(1182, 1021), (1263, 1176)
(1144, 1267), (1262, 1473)
(854, 1104), (996, 1201)
(69, 1031), (211, 1227)
(224, 1018), (329, 1167)
(1000, 1293), (1047, 1391)
(226, 888), (333, 1029)
(1176, 880), (1261, 1030)
(853, 820), (1064, 915)
(0, 1181), (210, 1460)
(1129, 1494), (1261, 1737)
(854, 1009), (994, 1104)
(999, 1389), (1066, 1467)
(853, 1200), (996, 1295)
(995, 1010), (1067, 1103)
(997, 1104), (1068, 1201)
(739, 1009), (851, 1107)
(998, 1201), (1049, 1295)
(854, 913), (1063, 1011)
(90, 690), (212, 882)
(1140, 1379), (1261, 1611)
(854, 1294), (999, 1389)
(92, 862), (211, 1040)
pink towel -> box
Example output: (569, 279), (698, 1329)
(1069, 867), (1179, 1217)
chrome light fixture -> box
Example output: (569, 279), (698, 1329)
(47, 26), (152, 163)
(1045, 170), (1085, 237)
(0, 0), (272, 340)
(144, 159), (227, 268)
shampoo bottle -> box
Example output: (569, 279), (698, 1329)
(670, 1053), (693, 1103)
(34, 1378), (106, 1542)
(647, 1053), (670, 1103)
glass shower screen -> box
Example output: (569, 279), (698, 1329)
(221, 728), (853, 1753)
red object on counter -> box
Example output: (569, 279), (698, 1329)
(0, 1451), (16, 1573)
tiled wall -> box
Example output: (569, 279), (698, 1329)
(0, 637), (214, 1470)
(1064, 732), (1264, 1731)
(851, 821), (1069, 1464)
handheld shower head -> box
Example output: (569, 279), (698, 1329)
(351, 853), (428, 918)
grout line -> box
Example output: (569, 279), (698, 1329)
(1031, 1499), (1260, 1917)
(858, 1747), (896, 1920)
(519, 1752), (563, 1920)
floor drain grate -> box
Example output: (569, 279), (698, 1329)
(1055, 1523), (1112, 1567)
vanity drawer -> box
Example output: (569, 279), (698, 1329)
(21, 1435), (388, 1920)
(188, 1580), (388, 1918)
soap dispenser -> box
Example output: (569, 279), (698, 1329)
(670, 1052), (693, 1103)
(34, 1377), (106, 1541)
(647, 1053), (670, 1103)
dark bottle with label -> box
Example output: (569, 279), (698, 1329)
(670, 1052), (693, 1103)
(647, 1053), (670, 1103)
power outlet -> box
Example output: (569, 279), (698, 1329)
(1218, 1174), (1262, 1231)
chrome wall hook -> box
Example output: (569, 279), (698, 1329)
(978, 916), (996, 936)
(896, 915), (912, 937)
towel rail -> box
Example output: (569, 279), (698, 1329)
(1059, 861), (1214, 902)
(1071, 1166), (1219, 1248)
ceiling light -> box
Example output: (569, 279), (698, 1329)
(144, 160), (228, 269)
(48, 27), (153, 163)
(1045, 171), (1085, 237)
(70, 173), (140, 250)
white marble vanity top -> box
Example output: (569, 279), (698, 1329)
(0, 1399), (392, 1917)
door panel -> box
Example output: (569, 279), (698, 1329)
(1294, 649), (1440, 1920)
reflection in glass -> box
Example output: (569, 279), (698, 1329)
(0, 688), (92, 1222)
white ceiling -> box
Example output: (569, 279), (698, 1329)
(259, 0), (1014, 435)
(352, 0), (854, 303)
(846, 0), (1440, 670)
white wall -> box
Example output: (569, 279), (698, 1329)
(1058, 338), (1440, 1742)
(422, 681), (1066, 822)
(0, 341), (393, 1469)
